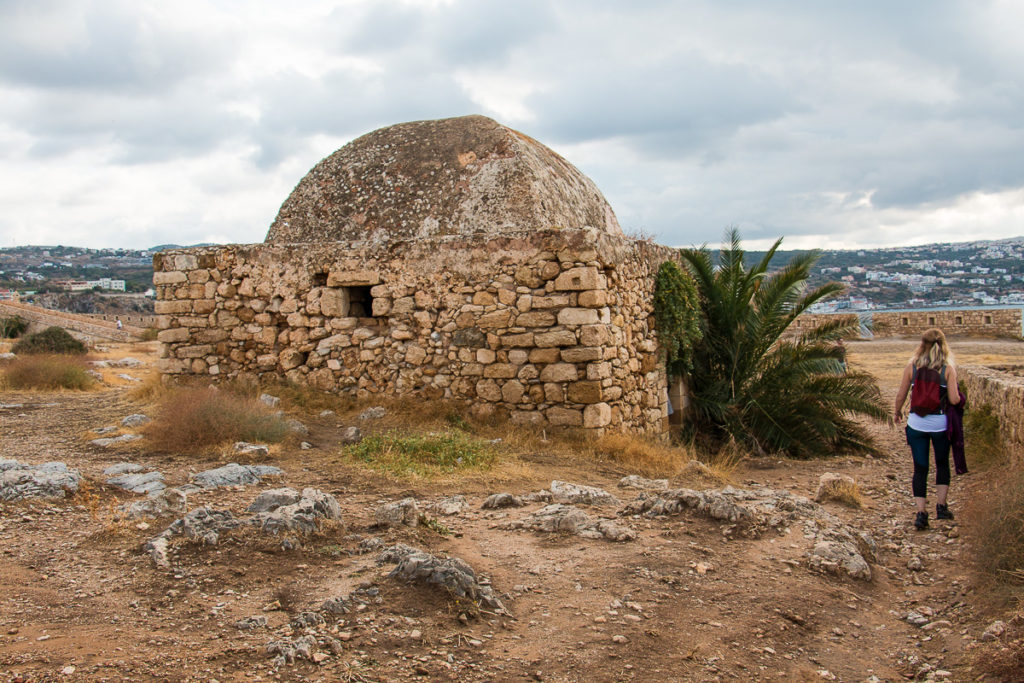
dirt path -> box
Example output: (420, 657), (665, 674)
(1, 340), (1019, 682)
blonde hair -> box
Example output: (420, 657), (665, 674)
(912, 328), (953, 370)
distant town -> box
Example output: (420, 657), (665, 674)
(2, 236), (1024, 312)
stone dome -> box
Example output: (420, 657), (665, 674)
(265, 115), (622, 244)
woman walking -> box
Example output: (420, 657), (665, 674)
(893, 328), (961, 530)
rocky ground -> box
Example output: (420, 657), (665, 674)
(1, 339), (1022, 682)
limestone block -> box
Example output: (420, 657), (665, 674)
(413, 290), (433, 309)
(516, 311), (556, 327)
(405, 345), (427, 365)
(544, 383), (565, 402)
(327, 270), (379, 287)
(473, 291), (495, 306)
(529, 348), (562, 364)
(217, 282), (237, 297)
(540, 363), (578, 382)
(561, 346), (602, 363)
(157, 358), (189, 373)
(558, 308), (600, 327)
(583, 403), (612, 428)
(587, 362), (613, 380)
(256, 354), (278, 368)
(153, 271), (187, 285)
(497, 288), (516, 305)
(392, 297), (415, 314)
(413, 311), (433, 327)
(538, 261), (561, 280)
(501, 380), (525, 404)
(319, 288), (349, 317)
(535, 330), (577, 347)
(531, 295), (570, 309)
(173, 254), (198, 270)
(483, 363), (518, 379)
(547, 407), (583, 426)
(279, 349), (305, 370)
(154, 300), (191, 314)
(194, 300), (217, 315)
(177, 344), (214, 359)
(554, 267), (602, 291)
(579, 324), (613, 346)
(476, 379), (502, 402)
(510, 411), (545, 425)
(157, 328), (189, 343)
(568, 381), (603, 404)
(517, 295), (532, 312)
(286, 313), (310, 327)
(187, 284), (207, 299)
(352, 328), (375, 342)
(187, 270), (210, 284)
(478, 309), (513, 329)
(477, 348), (496, 364)
(501, 332), (535, 347)
(578, 290), (608, 307)
(216, 311), (240, 327)
(197, 329), (229, 343)
(517, 364), (539, 381)
(515, 266), (543, 288)
(462, 363), (483, 376)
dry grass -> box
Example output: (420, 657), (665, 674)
(963, 402), (1006, 469)
(1, 354), (95, 390)
(965, 459), (1024, 607)
(815, 479), (864, 508)
(589, 432), (695, 478)
(143, 386), (292, 453)
(341, 430), (497, 479)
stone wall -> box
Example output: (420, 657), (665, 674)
(795, 308), (1023, 339)
(154, 229), (678, 436)
(958, 364), (1024, 457)
(0, 301), (146, 342)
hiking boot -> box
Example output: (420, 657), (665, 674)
(914, 511), (929, 530)
(936, 503), (954, 520)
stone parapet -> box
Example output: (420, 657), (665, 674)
(154, 228), (678, 436)
(794, 308), (1023, 339)
(0, 301), (146, 342)
(959, 364), (1024, 457)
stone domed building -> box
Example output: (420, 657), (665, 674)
(154, 115), (682, 435)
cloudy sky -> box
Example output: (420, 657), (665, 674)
(1, 0), (1022, 251)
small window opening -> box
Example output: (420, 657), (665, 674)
(955, 316), (963, 325)
(312, 271), (328, 287)
(901, 317), (909, 326)
(928, 316), (936, 325)
(984, 314), (993, 324)
(346, 286), (373, 317)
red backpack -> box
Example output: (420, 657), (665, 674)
(910, 366), (946, 417)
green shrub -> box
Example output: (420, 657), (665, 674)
(964, 403), (1004, 468)
(0, 315), (27, 339)
(2, 355), (93, 390)
(653, 260), (702, 375)
(143, 386), (291, 452)
(12, 326), (87, 355)
(343, 431), (495, 477)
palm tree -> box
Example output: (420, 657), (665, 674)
(678, 228), (888, 458)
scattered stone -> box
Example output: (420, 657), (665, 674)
(319, 409), (335, 417)
(233, 442), (270, 456)
(300, 441), (313, 450)
(907, 556), (924, 572)
(482, 493), (524, 509)
(116, 373), (141, 382)
(90, 434), (142, 447)
(0, 352), (15, 360)
(291, 611), (326, 629)
(375, 498), (420, 527)
(102, 462), (145, 476)
(618, 475), (668, 490)
(0, 460), (82, 501)
(266, 635), (317, 665)
(431, 495), (468, 516)
(612, 635), (629, 644)
(236, 615), (268, 630)
(625, 485), (875, 581)
(286, 419), (308, 435)
(813, 472), (859, 503)
(512, 503), (636, 542)
(123, 487), (187, 519)
(121, 413), (151, 427)
(339, 426), (363, 444)
(110, 357), (144, 368)
(550, 480), (618, 506)
(320, 597), (351, 615)
(378, 544), (506, 613)
(259, 393), (281, 408)
(358, 406), (387, 420)
(982, 620), (1007, 641)
(106, 470), (165, 494)
(905, 611), (930, 627)
(248, 488), (301, 513)
(250, 488), (343, 535)
(190, 463), (282, 489)
(93, 426), (118, 435)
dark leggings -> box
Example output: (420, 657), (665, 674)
(906, 426), (951, 498)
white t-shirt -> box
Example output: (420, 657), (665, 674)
(907, 412), (946, 432)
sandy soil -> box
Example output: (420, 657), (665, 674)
(1, 339), (1022, 682)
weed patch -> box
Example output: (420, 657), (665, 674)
(343, 431), (495, 478)
(964, 403), (1005, 468)
(143, 386), (291, 453)
(590, 432), (695, 478)
(1, 354), (94, 390)
(12, 326), (86, 355)
(815, 479), (863, 509)
(967, 460), (1024, 605)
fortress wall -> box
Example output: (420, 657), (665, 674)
(795, 308), (1023, 339)
(0, 300), (145, 342)
(154, 229), (677, 436)
(959, 364), (1024, 456)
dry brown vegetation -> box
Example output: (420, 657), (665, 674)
(142, 385), (292, 453)
(0, 354), (94, 390)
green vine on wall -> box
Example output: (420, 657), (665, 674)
(653, 260), (702, 376)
